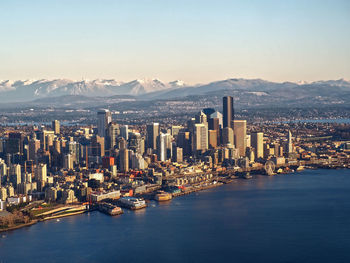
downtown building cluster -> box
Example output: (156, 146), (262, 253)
(0, 96), (296, 211)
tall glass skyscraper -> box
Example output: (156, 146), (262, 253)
(223, 96), (234, 128)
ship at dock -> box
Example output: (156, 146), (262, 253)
(97, 202), (123, 216)
(117, 197), (147, 210)
(154, 191), (172, 202)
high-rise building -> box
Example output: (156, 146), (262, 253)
(177, 131), (191, 156)
(209, 117), (220, 145)
(0, 159), (7, 186)
(251, 132), (264, 159)
(202, 108), (216, 119)
(28, 139), (40, 161)
(106, 123), (119, 151)
(223, 96), (234, 128)
(52, 120), (60, 135)
(192, 123), (208, 153)
(128, 132), (143, 154)
(208, 130), (218, 148)
(38, 130), (54, 151)
(172, 147), (183, 163)
(35, 163), (47, 189)
(233, 120), (247, 157)
(10, 164), (21, 187)
(119, 149), (129, 173)
(287, 130), (293, 154)
(246, 134), (251, 148)
(222, 127), (234, 145)
(146, 123), (159, 150)
(171, 125), (183, 137)
(120, 125), (129, 141)
(91, 135), (105, 157)
(195, 111), (208, 126)
(97, 109), (112, 138)
(53, 138), (61, 154)
(6, 132), (24, 155)
(118, 137), (127, 150)
(157, 133), (167, 162)
(64, 154), (74, 170)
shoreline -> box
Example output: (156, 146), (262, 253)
(0, 220), (38, 233)
(1, 167), (348, 234)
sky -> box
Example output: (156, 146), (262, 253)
(0, 0), (349, 84)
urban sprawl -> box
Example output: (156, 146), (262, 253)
(1, 96), (350, 230)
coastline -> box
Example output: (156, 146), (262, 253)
(0, 220), (38, 233)
(1, 166), (349, 234)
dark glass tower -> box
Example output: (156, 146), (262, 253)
(223, 96), (234, 128)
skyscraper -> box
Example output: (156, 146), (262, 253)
(106, 123), (120, 151)
(128, 132), (143, 154)
(177, 131), (191, 156)
(91, 135), (105, 157)
(7, 132), (24, 155)
(208, 130), (218, 148)
(223, 96), (234, 128)
(222, 127), (234, 145)
(10, 164), (21, 187)
(52, 120), (60, 135)
(251, 132), (264, 159)
(192, 123), (208, 153)
(35, 163), (47, 189)
(146, 123), (159, 150)
(120, 125), (129, 141)
(233, 120), (247, 157)
(119, 149), (129, 173)
(287, 130), (293, 154)
(29, 138), (40, 161)
(157, 133), (167, 162)
(97, 109), (112, 138)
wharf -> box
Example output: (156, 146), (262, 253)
(172, 182), (224, 197)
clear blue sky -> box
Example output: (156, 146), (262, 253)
(0, 0), (349, 83)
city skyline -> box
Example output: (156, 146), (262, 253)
(1, 0), (349, 83)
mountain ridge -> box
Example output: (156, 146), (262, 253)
(0, 78), (349, 107)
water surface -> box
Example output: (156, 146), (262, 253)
(1, 169), (350, 263)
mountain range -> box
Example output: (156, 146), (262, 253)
(0, 78), (350, 108)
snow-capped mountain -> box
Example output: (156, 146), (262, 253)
(0, 77), (349, 107)
(0, 78), (187, 102)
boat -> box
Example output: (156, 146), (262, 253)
(98, 202), (123, 216)
(296, 166), (305, 171)
(154, 191), (172, 202)
(118, 197), (147, 210)
(243, 172), (253, 179)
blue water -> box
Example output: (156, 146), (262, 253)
(1, 169), (350, 263)
(281, 118), (350, 124)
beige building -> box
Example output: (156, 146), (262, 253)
(222, 127), (234, 146)
(251, 132), (264, 159)
(233, 120), (247, 157)
(193, 123), (208, 153)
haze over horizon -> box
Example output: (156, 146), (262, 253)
(1, 0), (349, 83)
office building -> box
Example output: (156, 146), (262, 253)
(287, 130), (293, 154)
(193, 123), (208, 153)
(251, 132), (264, 159)
(223, 96), (234, 128)
(52, 120), (60, 135)
(233, 120), (247, 156)
(146, 123), (159, 150)
(208, 130), (218, 148)
(222, 127), (234, 145)
(120, 125), (129, 141)
(97, 109), (112, 138)
(119, 149), (129, 172)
